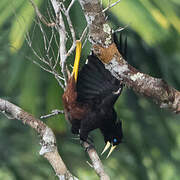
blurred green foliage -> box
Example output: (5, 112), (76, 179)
(0, 0), (180, 179)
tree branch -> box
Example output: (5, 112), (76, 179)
(78, 0), (180, 113)
(83, 142), (110, 180)
(0, 98), (78, 180)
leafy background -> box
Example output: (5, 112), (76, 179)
(0, 0), (180, 179)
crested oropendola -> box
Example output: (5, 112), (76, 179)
(62, 34), (126, 158)
(76, 53), (123, 158)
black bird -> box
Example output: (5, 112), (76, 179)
(63, 33), (126, 158)
(77, 53), (123, 158)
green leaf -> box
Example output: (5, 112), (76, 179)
(104, 0), (169, 45)
(9, 0), (42, 53)
(0, 0), (24, 27)
(152, 0), (180, 33)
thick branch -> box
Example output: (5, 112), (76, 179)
(0, 98), (78, 180)
(79, 0), (112, 47)
(78, 0), (180, 113)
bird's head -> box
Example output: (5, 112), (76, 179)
(104, 121), (123, 145)
(101, 121), (123, 158)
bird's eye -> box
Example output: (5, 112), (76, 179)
(113, 138), (117, 143)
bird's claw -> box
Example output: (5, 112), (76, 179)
(80, 139), (94, 152)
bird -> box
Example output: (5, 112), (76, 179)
(76, 53), (123, 158)
(62, 33), (126, 158)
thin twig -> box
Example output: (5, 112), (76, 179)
(80, 26), (88, 43)
(58, 11), (68, 85)
(67, 0), (76, 13)
(26, 32), (50, 66)
(41, 109), (64, 119)
(103, 0), (122, 12)
(62, 2), (76, 57)
(114, 24), (130, 33)
(29, 0), (55, 27)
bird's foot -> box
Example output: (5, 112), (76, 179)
(80, 138), (94, 152)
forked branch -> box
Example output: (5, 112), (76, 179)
(78, 0), (180, 113)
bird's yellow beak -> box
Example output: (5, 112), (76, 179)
(106, 145), (116, 159)
(101, 141), (117, 159)
(101, 141), (111, 155)
(73, 40), (82, 82)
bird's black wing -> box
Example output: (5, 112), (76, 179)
(77, 54), (121, 104)
(77, 33), (126, 104)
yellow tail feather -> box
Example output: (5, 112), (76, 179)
(73, 40), (82, 82)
